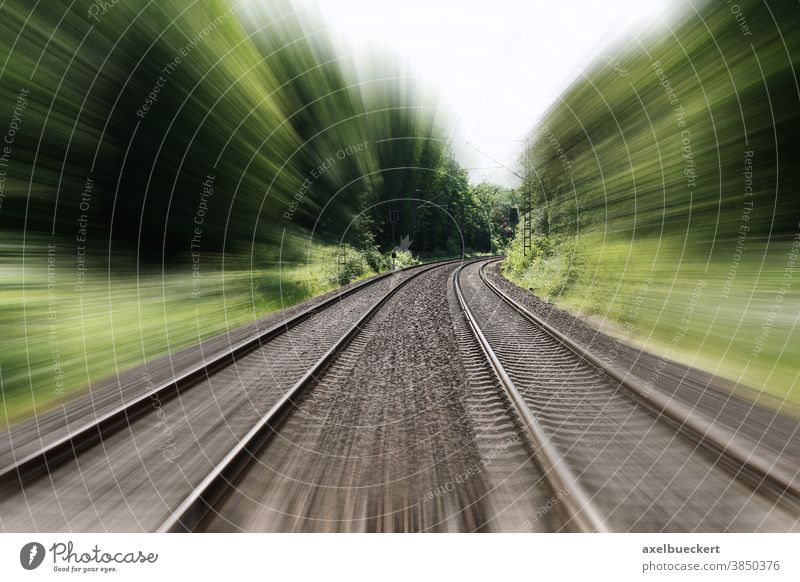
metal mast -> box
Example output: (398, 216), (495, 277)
(522, 135), (532, 256)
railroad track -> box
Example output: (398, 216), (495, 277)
(0, 258), (465, 530)
(2, 256), (796, 532)
(453, 261), (607, 532)
(454, 259), (799, 532)
(156, 259), (477, 531)
(475, 260), (800, 502)
(196, 258), (567, 533)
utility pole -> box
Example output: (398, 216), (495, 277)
(522, 136), (532, 256)
(459, 202), (465, 260)
(389, 208), (398, 270)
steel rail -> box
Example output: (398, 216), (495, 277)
(453, 261), (610, 533)
(477, 259), (800, 502)
(0, 258), (459, 493)
(157, 259), (472, 532)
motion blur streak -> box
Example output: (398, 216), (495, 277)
(0, 0), (474, 423)
(504, 0), (800, 406)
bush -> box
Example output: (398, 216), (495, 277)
(336, 246), (371, 285)
(502, 232), (553, 279)
(391, 250), (420, 269)
(362, 244), (384, 273)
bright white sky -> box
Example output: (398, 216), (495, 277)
(305, 0), (671, 186)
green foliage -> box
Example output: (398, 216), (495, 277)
(520, 0), (799, 242)
(0, 241), (365, 427)
(506, 0), (800, 406)
(503, 234), (583, 297)
(377, 156), (506, 257)
(335, 245), (373, 286)
(0, 0), (504, 422)
(388, 250), (420, 269)
(0, 0), (452, 260)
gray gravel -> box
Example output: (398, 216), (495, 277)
(485, 261), (800, 473)
(463, 260), (799, 532)
(205, 262), (569, 532)
(0, 265), (430, 531)
(0, 267), (422, 470)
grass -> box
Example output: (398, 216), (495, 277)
(502, 232), (800, 410)
(0, 243), (382, 428)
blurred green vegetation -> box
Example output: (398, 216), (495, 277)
(0, 238), (381, 427)
(505, 0), (800, 408)
(0, 0), (460, 257)
(0, 0), (503, 423)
